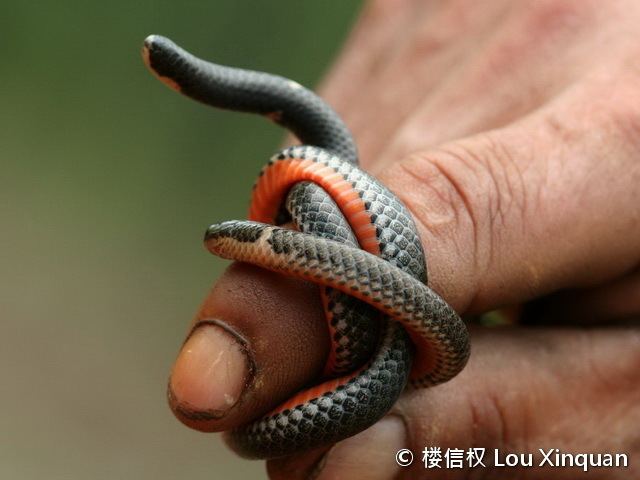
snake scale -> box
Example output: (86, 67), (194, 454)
(142, 34), (470, 459)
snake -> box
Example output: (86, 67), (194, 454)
(142, 35), (470, 459)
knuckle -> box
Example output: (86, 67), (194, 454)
(464, 388), (510, 454)
(462, 376), (539, 460)
(442, 134), (528, 235)
(386, 133), (528, 276)
(521, 0), (597, 37)
(472, 0), (598, 84)
(389, 148), (479, 260)
(603, 83), (640, 153)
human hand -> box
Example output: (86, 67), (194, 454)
(168, 1), (640, 478)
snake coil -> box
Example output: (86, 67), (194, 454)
(143, 35), (470, 459)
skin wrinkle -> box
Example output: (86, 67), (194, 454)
(485, 388), (511, 466)
(534, 335), (585, 441)
(470, 133), (530, 295)
(496, 332), (565, 468)
(501, 337), (565, 479)
(516, 363), (549, 468)
(494, 131), (530, 238)
(394, 157), (459, 220)
(428, 152), (481, 258)
(466, 386), (506, 471)
(495, 339), (537, 460)
(388, 155), (478, 310)
(487, 136), (523, 234)
(447, 139), (510, 284)
(426, 147), (488, 306)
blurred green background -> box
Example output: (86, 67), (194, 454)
(1, 2), (360, 478)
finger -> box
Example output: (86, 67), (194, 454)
(373, 0), (633, 170)
(522, 267), (640, 325)
(377, 66), (640, 313)
(269, 326), (640, 479)
(168, 262), (327, 432)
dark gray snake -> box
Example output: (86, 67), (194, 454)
(142, 34), (470, 459)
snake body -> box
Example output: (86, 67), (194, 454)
(143, 35), (470, 459)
